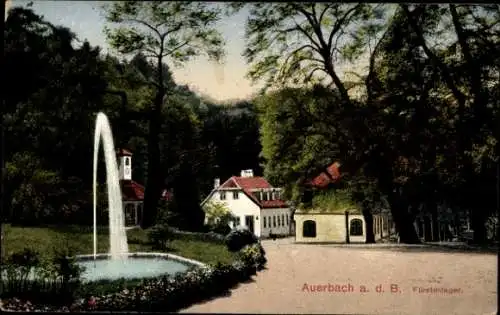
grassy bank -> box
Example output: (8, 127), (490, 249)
(2, 224), (237, 265)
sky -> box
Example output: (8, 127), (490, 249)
(11, 0), (261, 102)
(9, 1), (375, 102)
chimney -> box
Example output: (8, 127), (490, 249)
(214, 178), (220, 189)
(240, 169), (254, 178)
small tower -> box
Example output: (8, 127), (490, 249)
(117, 149), (133, 181)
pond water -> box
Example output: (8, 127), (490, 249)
(77, 257), (192, 282)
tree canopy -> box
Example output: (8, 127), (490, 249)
(2, 3), (498, 245)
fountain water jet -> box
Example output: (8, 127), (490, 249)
(93, 112), (129, 260)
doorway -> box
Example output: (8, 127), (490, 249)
(245, 215), (254, 233)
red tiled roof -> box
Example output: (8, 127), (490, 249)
(219, 176), (288, 209)
(120, 180), (172, 201)
(117, 148), (133, 156)
(310, 172), (331, 188)
(308, 162), (342, 188)
(326, 162), (341, 180)
(232, 177), (272, 190)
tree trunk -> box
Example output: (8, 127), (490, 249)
(428, 201), (439, 242)
(375, 155), (420, 244)
(362, 204), (375, 243)
(141, 94), (163, 229)
(470, 209), (487, 244)
(387, 190), (421, 244)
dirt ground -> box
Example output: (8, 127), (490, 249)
(180, 238), (497, 315)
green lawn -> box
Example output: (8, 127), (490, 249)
(2, 224), (237, 265)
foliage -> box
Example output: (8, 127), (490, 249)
(103, 2), (225, 63)
(225, 229), (259, 252)
(72, 245), (265, 312)
(238, 243), (267, 271)
(147, 225), (173, 250)
(102, 1), (226, 229)
(256, 85), (346, 202)
(203, 200), (235, 235)
(310, 189), (358, 213)
(236, 3), (390, 93)
(3, 5), (262, 231)
(4, 260), (263, 312)
(76, 278), (144, 298)
(247, 3), (500, 244)
(2, 226), (267, 312)
(0, 247), (84, 306)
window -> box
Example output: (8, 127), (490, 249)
(281, 214), (285, 226)
(263, 191), (269, 201)
(125, 157), (130, 166)
(350, 219), (363, 236)
(220, 191), (226, 200)
(233, 191), (239, 199)
(303, 220), (317, 238)
(286, 214), (289, 226)
(277, 215), (281, 226)
(273, 216), (276, 227)
(263, 216), (267, 228)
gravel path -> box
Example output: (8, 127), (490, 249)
(181, 238), (497, 315)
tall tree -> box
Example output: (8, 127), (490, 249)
(399, 4), (500, 243)
(3, 7), (113, 224)
(237, 3), (425, 243)
(103, 2), (225, 229)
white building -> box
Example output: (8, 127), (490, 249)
(201, 169), (293, 238)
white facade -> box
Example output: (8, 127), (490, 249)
(294, 212), (366, 243)
(202, 173), (293, 238)
(260, 208), (293, 237)
(117, 151), (141, 227)
(212, 189), (262, 236)
(119, 155), (132, 181)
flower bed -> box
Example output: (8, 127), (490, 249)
(1, 243), (267, 312)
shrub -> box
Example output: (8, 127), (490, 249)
(239, 243), (267, 271)
(147, 225), (173, 250)
(1, 248), (41, 296)
(225, 228), (258, 252)
(73, 262), (248, 312)
(210, 222), (232, 235)
(0, 247), (84, 306)
(203, 201), (235, 234)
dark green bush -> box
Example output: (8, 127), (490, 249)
(210, 222), (232, 235)
(147, 224), (173, 250)
(77, 278), (143, 297)
(239, 243), (267, 271)
(225, 228), (258, 252)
